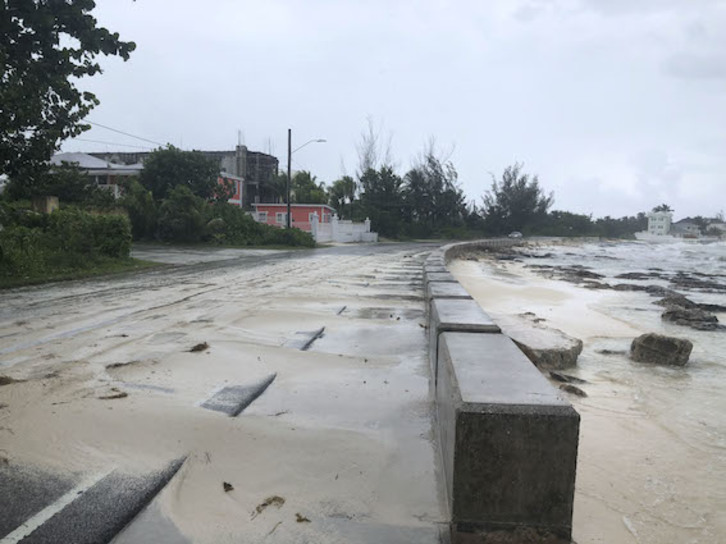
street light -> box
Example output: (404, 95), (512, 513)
(287, 129), (326, 228)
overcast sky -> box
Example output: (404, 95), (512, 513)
(61, 0), (726, 220)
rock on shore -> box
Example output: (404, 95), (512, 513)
(630, 333), (693, 366)
(503, 313), (583, 370)
(656, 293), (724, 331)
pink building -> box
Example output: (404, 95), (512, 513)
(219, 173), (244, 207)
(252, 203), (335, 232)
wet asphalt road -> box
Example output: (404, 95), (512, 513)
(0, 242), (445, 543)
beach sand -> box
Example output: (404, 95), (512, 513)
(449, 258), (726, 544)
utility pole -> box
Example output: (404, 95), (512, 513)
(287, 128), (292, 229)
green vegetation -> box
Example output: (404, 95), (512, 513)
(0, 0), (135, 185)
(123, 148), (315, 247)
(0, 202), (141, 286)
(140, 145), (230, 201)
(0, 257), (157, 290)
(3, 162), (116, 208)
(480, 163), (553, 235)
(0, 3), (313, 288)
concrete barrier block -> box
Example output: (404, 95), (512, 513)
(426, 281), (472, 302)
(428, 298), (500, 380)
(424, 263), (448, 274)
(425, 271), (457, 285)
(436, 332), (579, 542)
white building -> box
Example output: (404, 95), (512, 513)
(50, 152), (143, 198)
(646, 210), (673, 236)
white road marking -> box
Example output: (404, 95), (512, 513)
(0, 470), (113, 544)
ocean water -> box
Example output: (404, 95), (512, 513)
(451, 240), (726, 543)
(513, 240), (726, 543)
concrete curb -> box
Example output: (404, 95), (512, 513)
(425, 239), (580, 544)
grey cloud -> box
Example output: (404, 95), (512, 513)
(632, 150), (683, 193)
(664, 52), (726, 80)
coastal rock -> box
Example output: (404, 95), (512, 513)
(661, 307), (722, 331)
(506, 319), (583, 370)
(561, 266), (605, 282)
(670, 273), (726, 293)
(615, 271), (666, 280)
(644, 285), (676, 297)
(549, 371), (587, 384)
(559, 384), (588, 398)
(596, 349), (627, 356)
(630, 333), (692, 366)
(612, 283), (647, 292)
(654, 293), (697, 309)
(583, 281), (611, 290)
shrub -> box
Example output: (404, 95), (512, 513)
(119, 179), (157, 240)
(94, 214), (133, 258)
(0, 226), (48, 275)
(0, 206), (132, 278)
(204, 202), (315, 247)
(157, 185), (207, 243)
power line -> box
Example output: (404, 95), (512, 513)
(86, 120), (166, 147)
(73, 138), (153, 150)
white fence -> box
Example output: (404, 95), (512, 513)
(311, 214), (378, 243)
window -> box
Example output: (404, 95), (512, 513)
(258, 211), (267, 222)
(276, 212), (287, 224)
(308, 212), (319, 223)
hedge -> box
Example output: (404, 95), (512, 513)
(0, 205), (132, 277)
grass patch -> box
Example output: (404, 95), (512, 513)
(0, 258), (161, 289)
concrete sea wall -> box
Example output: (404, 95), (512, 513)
(425, 240), (580, 543)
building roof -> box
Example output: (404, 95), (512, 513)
(51, 152), (143, 174)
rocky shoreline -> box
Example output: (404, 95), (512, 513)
(447, 242), (726, 543)
(465, 244), (726, 333)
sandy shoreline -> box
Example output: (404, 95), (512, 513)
(449, 256), (726, 544)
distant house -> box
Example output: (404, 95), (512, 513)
(252, 203), (378, 243)
(51, 152), (248, 208)
(252, 203), (335, 232)
(50, 152), (143, 198)
(646, 210), (673, 236)
(671, 219), (701, 238)
(89, 145), (279, 208)
(219, 173), (245, 207)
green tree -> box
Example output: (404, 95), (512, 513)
(594, 213), (647, 238)
(538, 210), (596, 236)
(652, 203), (673, 212)
(328, 175), (357, 218)
(0, 0), (135, 184)
(119, 178), (157, 240)
(261, 172), (287, 203)
(140, 146), (222, 201)
(359, 166), (404, 238)
(482, 163), (553, 234)
(156, 185), (207, 243)
(3, 161), (115, 207)
(402, 152), (466, 235)
(291, 171), (327, 204)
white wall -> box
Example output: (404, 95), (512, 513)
(311, 214), (378, 243)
